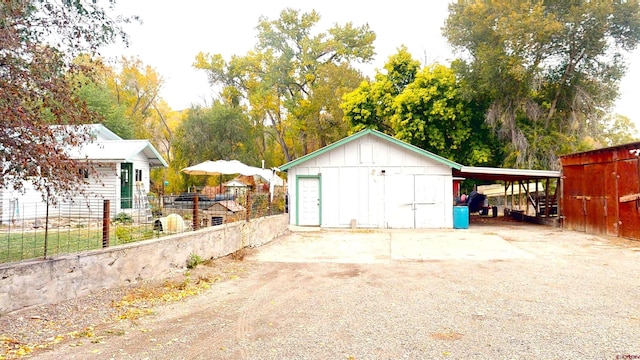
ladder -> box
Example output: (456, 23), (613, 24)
(135, 181), (153, 223)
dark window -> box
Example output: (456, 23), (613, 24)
(79, 168), (89, 179)
(135, 169), (142, 181)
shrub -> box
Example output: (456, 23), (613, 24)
(151, 205), (162, 217)
(186, 253), (203, 269)
(114, 212), (133, 224)
(115, 225), (133, 243)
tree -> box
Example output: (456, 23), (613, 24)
(71, 56), (133, 139)
(194, 8), (375, 162)
(172, 103), (258, 190)
(0, 1), (133, 198)
(113, 56), (165, 140)
(595, 114), (639, 147)
(392, 64), (495, 165)
(342, 49), (501, 166)
(443, 0), (640, 169)
(343, 46), (420, 134)
(179, 104), (256, 164)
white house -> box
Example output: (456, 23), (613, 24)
(0, 124), (168, 224)
(279, 129), (462, 229)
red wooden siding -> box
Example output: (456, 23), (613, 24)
(561, 165), (585, 232)
(617, 159), (640, 239)
(560, 142), (640, 241)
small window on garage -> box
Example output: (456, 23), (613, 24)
(359, 143), (377, 164)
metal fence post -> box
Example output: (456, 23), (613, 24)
(193, 195), (199, 230)
(245, 191), (251, 222)
(102, 199), (110, 248)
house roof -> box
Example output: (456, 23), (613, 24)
(279, 129), (462, 171)
(224, 179), (249, 187)
(71, 140), (169, 168)
(50, 124), (123, 141)
(87, 124), (122, 141)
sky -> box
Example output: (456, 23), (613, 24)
(103, 0), (640, 135)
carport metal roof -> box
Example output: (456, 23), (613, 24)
(453, 166), (561, 182)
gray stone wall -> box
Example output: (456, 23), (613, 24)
(0, 214), (289, 313)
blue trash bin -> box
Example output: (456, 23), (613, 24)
(453, 206), (469, 229)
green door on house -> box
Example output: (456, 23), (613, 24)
(120, 163), (133, 209)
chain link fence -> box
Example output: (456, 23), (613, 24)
(0, 190), (287, 264)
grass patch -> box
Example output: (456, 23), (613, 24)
(0, 224), (160, 264)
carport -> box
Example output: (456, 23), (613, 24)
(453, 166), (561, 222)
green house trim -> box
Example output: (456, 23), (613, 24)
(279, 129), (462, 171)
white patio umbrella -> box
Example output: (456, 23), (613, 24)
(181, 160), (282, 201)
(181, 160), (259, 177)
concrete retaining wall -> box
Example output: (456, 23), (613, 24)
(0, 214), (289, 313)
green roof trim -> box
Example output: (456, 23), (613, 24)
(279, 129), (462, 171)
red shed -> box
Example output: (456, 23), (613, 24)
(560, 142), (640, 240)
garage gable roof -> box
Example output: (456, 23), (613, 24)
(279, 129), (462, 171)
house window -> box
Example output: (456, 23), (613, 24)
(79, 168), (89, 179)
(135, 169), (142, 182)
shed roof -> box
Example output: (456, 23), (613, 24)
(453, 166), (560, 182)
(279, 129), (462, 171)
(559, 141), (640, 161)
(207, 200), (245, 213)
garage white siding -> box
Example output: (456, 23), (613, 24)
(283, 130), (460, 229)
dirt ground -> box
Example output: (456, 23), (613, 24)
(3, 217), (640, 359)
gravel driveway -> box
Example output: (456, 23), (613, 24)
(10, 221), (640, 359)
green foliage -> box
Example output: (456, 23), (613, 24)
(186, 253), (203, 269)
(176, 104), (256, 164)
(72, 58), (134, 139)
(114, 212), (133, 224)
(594, 114), (640, 148)
(141, 229), (155, 240)
(342, 46), (418, 134)
(115, 226), (133, 243)
(342, 49), (502, 166)
(173, 103), (258, 189)
(443, 0), (640, 168)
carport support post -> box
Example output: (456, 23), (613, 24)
(544, 179), (550, 217)
(102, 199), (110, 248)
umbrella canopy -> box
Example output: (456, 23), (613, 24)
(181, 160), (284, 195)
(181, 160), (261, 177)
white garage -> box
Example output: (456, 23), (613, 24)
(279, 129), (462, 228)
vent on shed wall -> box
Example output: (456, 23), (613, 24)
(359, 143), (377, 164)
